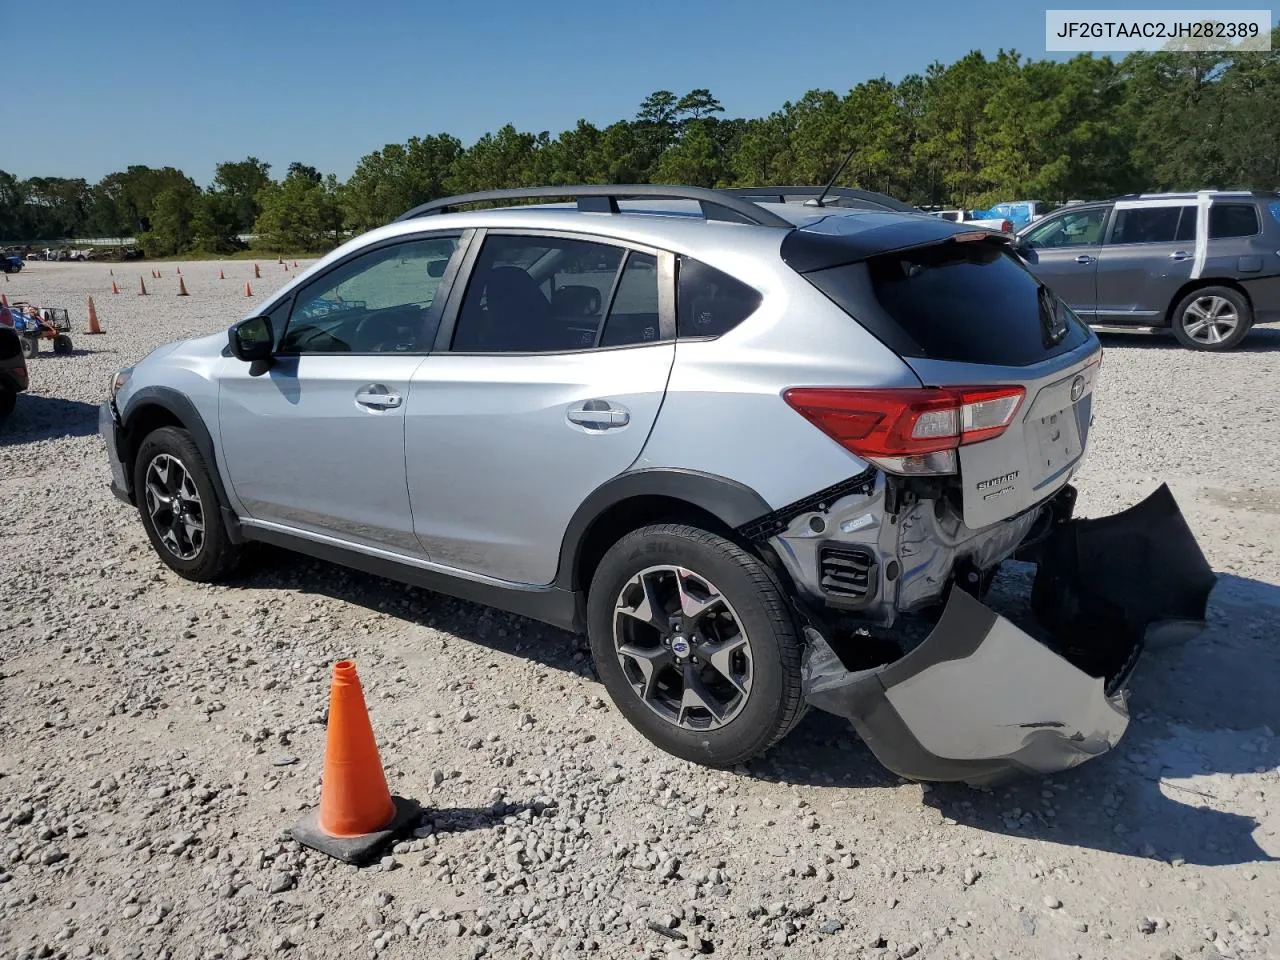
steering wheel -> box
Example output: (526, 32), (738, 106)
(352, 307), (423, 352)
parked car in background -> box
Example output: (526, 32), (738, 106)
(1014, 190), (1280, 350)
(983, 200), (1052, 230)
(0, 307), (30, 420)
(2, 253), (22, 273)
(100, 183), (1214, 785)
(931, 208), (1013, 232)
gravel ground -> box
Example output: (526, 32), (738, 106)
(2, 259), (1278, 960)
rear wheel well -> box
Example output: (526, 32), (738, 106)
(122, 404), (185, 477)
(574, 496), (741, 596)
(1165, 278), (1253, 326)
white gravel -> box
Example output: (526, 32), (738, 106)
(1, 259), (1278, 960)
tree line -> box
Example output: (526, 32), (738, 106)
(3, 36), (1277, 256)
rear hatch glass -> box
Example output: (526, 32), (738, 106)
(804, 240), (1091, 367)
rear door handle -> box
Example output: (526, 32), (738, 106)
(1074, 255), (1096, 264)
(355, 386), (403, 410)
(1168, 251), (1192, 262)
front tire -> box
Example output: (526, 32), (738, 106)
(133, 426), (241, 582)
(21, 336), (37, 359)
(587, 524), (805, 767)
(1171, 286), (1252, 351)
(53, 334), (72, 355)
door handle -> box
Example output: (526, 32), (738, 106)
(567, 401), (630, 428)
(1168, 251), (1192, 262)
(355, 388), (403, 410)
(1074, 255), (1096, 264)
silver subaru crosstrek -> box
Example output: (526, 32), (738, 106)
(100, 185), (1215, 784)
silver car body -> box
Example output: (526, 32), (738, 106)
(101, 189), (1215, 783)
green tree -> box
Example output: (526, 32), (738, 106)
(342, 134), (463, 230)
(212, 157), (272, 232)
(137, 180), (200, 256)
(253, 167), (342, 252)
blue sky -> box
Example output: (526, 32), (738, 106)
(7, 1), (1270, 185)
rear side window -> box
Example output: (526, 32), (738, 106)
(808, 241), (1090, 367)
(1108, 206), (1193, 245)
(677, 257), (761, 338)
(1209, 203), (1261, 239)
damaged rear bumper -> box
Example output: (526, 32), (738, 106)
(801, 484), (1216, 785)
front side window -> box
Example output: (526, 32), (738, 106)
(281, 236), (459, 354)
(1209, 203), (1261, 239)
(451, 235), (660, 353)
(1022, 208), (1106, 249)
(1107, 206), (1194, 246)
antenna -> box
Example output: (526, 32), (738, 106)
(811, 146), (857, 208)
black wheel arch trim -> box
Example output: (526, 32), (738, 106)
(554, 467), (773, 592)
(120, 386), (245, 544)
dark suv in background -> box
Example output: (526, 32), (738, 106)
(1015, 190), (1280, 350)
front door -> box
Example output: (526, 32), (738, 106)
(218, 234), (462, 554)
(1094, 201), (1197, 324)
(406, 232), (675, 584)
(1017, 205), (1109, 317)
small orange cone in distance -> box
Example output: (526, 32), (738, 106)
(254, 263), (261, 279)
(291, 661), (419, 864)
(111, 279), (121, 294)
(293, 260), (299, 268)
(1, 293), (8, 308)
(176, 265), (182, 275)
(86, 296), (103, 334)
(218, 268), (225, 280)
(139, 276), (148, 296)
(244, 282), (253, 297)
(177, 276), (189, 296)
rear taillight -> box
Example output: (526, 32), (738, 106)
(1001, 219), (1013, 233)
(783, 385), (1025, 476)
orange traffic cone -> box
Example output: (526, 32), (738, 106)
(244, 282), (253, 297)
(277, 257), (283, 265)
(139, 276), (148, 296)
(86, 296), (103, 334)
(293, 260), (299, 268)
(253, 263), (261, 279)
(109, 267), (114, 275)
(176, 265), (182, 275)
(291, 661), (419, 864)
(111, 279), (121, 295)
(177, 276), (189, 296)
(218, 269), (225, 280)
(1, 293), (8, 307)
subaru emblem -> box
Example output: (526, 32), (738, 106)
(1070, 375), (1085, 403)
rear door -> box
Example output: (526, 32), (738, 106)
(1016, 205), (1109, 316)
(405, 231), (675, 585)
(1095, 200), (1197, 323)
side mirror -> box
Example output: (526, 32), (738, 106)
(426, 259), (447, 278)
(229, 315), (274, 363)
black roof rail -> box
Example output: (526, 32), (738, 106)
(721, 186), (917, 213)
(393, 184), (794, 228)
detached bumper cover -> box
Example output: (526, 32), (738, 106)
(803, 484), (1216, 784)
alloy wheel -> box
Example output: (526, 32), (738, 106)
(612, 565), (754, 730)
(144, 453), (205, 560)
(1181, 295), (1239, 345)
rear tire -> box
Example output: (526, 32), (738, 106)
(133, 426), (241, 582)
(1171, 285), (1252, 351)
(587, 524), (805, 767)
(21, 336), (37, 359)
(53, 334), (72, 355)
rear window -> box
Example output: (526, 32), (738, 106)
(1209, 203), (1261, 239)
(806, 241), (1091, 367)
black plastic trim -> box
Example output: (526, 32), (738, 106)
(781, 218), (1005, 273)
(243, 525), (584, 632)
(554, 468), (773, 591)
(394, 185), (794, 229)
(119, 386), (245, 544)
(737, 468), (877, 542)
(721, 186), (916, 213)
